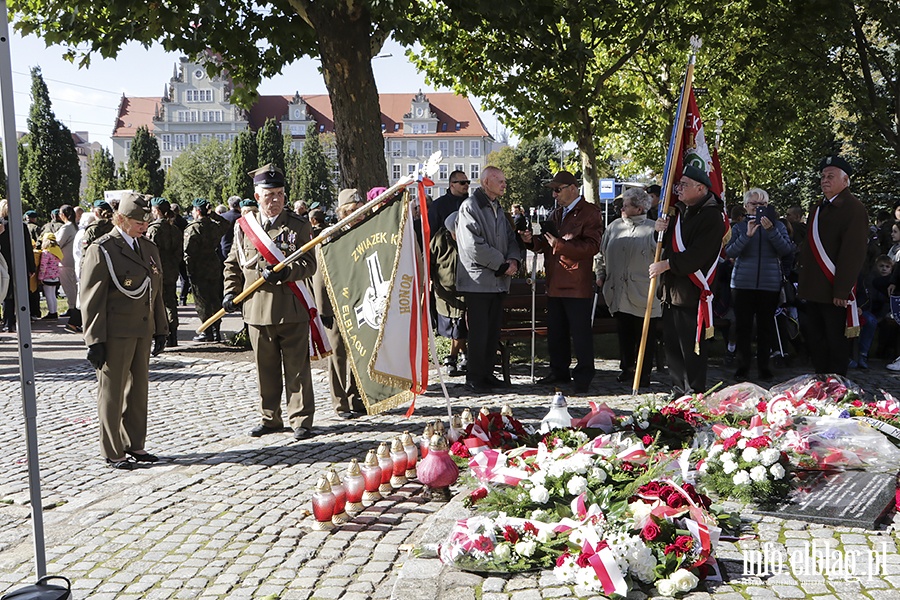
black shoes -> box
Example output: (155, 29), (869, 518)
(106, 457), (134, 470)
(464, 380), (492, 393)
(193, 331), (211, 342)
(537, 374), (570, 385)
(293, 428), (313, 440)
(485, 376), (510, 388)
(64, 323), (82, 333)
(616, 371), (633, 383)
(336, 411), (364, 419)
(41, 313), (58, 320)
(126, 450), (159, 463)
(249, 424), (283, 437)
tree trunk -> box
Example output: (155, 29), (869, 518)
(576, 108), (599, 205)
(306, 4), (388, 193)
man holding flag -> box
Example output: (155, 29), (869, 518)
(649, 165), (725, 394)
(797, 156), (868, 376)
(223, 164), (325, 441)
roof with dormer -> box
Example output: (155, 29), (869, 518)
(112, 92), (492, 140)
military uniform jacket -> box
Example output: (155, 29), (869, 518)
(80, 219), (114, 260)
(183, 213), (228, 278)
(658, 192), (726, 308)
(146, 219), (182, 285)
(797, 187), (868, 304)
(223, 210), (317, 326)
(80, 228), (168, 345)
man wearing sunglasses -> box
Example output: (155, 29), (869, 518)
(428, 170), (471, 237)
(521, 171), (602, 393)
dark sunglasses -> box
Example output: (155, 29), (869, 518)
(451, 180), (471, 185)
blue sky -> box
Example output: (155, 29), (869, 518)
(7, 31), (504, 150)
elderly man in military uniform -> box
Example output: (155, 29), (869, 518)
(184, 198), (229, 342)
(223, 164), (319, 440)
(147, 197), (183, 347)
(80, 193), (168, 469)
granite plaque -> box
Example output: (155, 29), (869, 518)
(757, 470), (897, 530)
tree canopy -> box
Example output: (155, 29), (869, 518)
(295, 129), (335, 210)
(163, 138), (231, 207)
(126, 125), (165, 195)
(83, 147), (116, 205)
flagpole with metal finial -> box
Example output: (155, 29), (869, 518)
(632, 36), (702, 395)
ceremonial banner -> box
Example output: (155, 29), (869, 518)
(662, 86), (725, 199)
(371, 196), (431, 395)
(317, 194), (417, 414)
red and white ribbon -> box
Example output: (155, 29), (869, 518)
(467, 450), (528, 486)
(671, 211), (719, 351)
(237, 215), (331, 360)
(581, 535), (628, 597)
(808, 204), (859, 337)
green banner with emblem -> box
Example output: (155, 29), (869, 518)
(317, 195), (414, 414)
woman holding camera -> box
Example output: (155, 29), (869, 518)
(724, 188), (794, 381)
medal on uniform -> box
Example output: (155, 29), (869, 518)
(124, 278), (133, 286)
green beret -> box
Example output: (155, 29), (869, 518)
(24, 210), (37, 218)
(682, 164), (712, 189)
(239, 198), (258, 208)
(92, 199), (107, 208)
(151, 197), (171, 212)
(192, 198), (210, 209)
(819, 155), (853, 176)
(50, 209), (59, 215)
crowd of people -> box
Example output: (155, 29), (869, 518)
(1, 153), (895, 469)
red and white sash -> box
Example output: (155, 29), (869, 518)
(808, 203), (860, 337)
(671, 211), (718, 353)
(237, 214), (332, 359)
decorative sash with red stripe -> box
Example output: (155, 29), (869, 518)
(671, 211), (719, 353)
(808, 203), (860, 337)
(237, 214), (332, 360)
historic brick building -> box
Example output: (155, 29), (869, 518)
(111, 58), (500, 197)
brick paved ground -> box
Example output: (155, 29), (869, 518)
(1, 309), (899, 599)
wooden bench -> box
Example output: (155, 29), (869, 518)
(498, 278), (617, 384)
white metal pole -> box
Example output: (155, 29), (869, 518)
(0, 1), (46, 577)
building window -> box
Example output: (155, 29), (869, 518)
(407, 140), (417, 158)
(216, 133), (228, 142)
(201, 134), (212, 142)
(391, 140), (402, 157)
(174, 134), (185, 150)
(392, 164), (402, 180)
(412, 123), (428, 134)
(470, 163), (480, 181)
(160, 134), (171, 151)
(296, 141), (305, 154)
(439, 164), (448, 180)
(470, 140), (481, 157)
(162, 156), (172, 170)
(124, 140), (132, 156)
(185, 89), (213, 102)
(201, 110), (223, 122)
(188, 134), (199, 146)
(454, 140), (465, 157)
(454, 163), (464, 173)
(407, 164), (416, 175)
(438, 140), (449, 158)
(423, 141), (433, 157)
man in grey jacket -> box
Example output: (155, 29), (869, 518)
(456, 166), (522, 392)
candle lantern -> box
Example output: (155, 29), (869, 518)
(361, 449), (383, 505)
(343, 459), (365, 515)
(402, 431), (418, 479)
(390, 437), (408, 487)
(433, 419), (446, 439)
(376, 442), (394, 494)
(420, 422), (435, 459)
(416, 434), (460, 502)
(461, 408), (474, 427)
(501, 405), (513, 418)
(540, 391), (572, 433)
(326, 468), (349, 525)
(311, 475), (336, 530)
(449, 414), (465, 442)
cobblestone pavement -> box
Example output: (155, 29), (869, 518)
(1, 314), (899, 599)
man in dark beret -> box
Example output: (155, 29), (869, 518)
(80, 193), (168, 469)
(797, 156), (868, 375)
(649, 165), (726, 394)
(183, 197), (229, 342)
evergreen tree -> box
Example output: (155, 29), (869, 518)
(228, 128), (257, 200)
(23, 67), (81, 219)
(163, 138), (231, 207)
(256, 118), (284, 171)
(283, 134), (297, 202)
(296, 129), (335, 209)
(83, 147), (117, 204)
(126, 125), (165, 195)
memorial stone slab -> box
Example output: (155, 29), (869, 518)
(757, 470), (897, 530)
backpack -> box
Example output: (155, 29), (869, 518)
(1, 576), (71, 600)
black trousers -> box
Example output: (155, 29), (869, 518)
(547, 296), (595, 386)
(614, 312), (657, 379)
(801, 301), (851, 376)
(663, 303), (709, 394)
(733, 288), (780, 374)
(463, 292), (505, 384)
